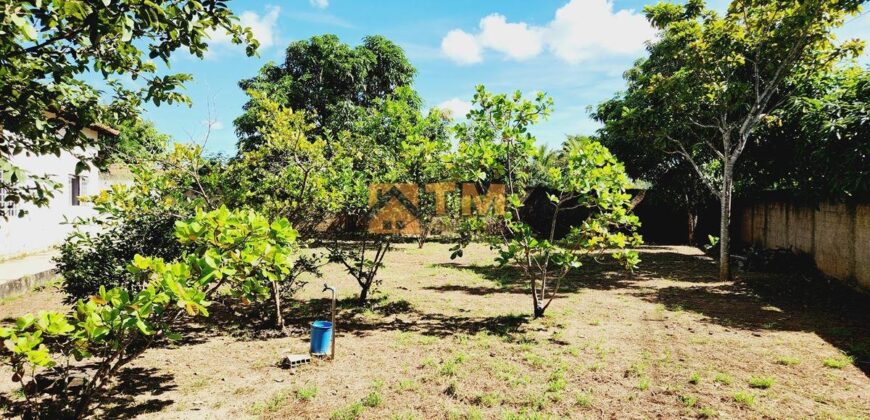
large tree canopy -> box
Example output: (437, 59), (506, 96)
(0, 0), (257, 213)
(594, 0), (864, 279)
(739, 67), (870, 201)
(234, 34), (416, 151)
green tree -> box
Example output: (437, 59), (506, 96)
(593, 97), (715, 245)
(0, 0), (258, 212)
(367, 87), (453, 247)
(739, 67), (870, 201)
(449, 86), (641, 318)
(104, 117), (170, 164)
(603, 0), (864, 280)
(227, 92), (349, 235)
(234, 34), (416, 151)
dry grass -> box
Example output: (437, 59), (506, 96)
(0, 243), (868, 419)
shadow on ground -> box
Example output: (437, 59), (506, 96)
(420, 247), (870, 375)
(0, 366), (175, 418)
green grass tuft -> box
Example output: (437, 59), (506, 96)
(775, 356), (800, 366)
(713, 373), (733, 385)
(575, 392), (593, 407)
(296, 385), (318, 401)
(823, 355), (853, 369)
(748, 376), (774, 389)
(733, 391), (755, 407)
(330, 402), (364, 420)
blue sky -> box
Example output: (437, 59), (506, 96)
(141, 0), (869, 154)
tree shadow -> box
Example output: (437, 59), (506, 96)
(98, 367), (176, 418)
(0, 366), (175, 418)
(429, 259), (636, 296)
(426, 248), (868, 375)
(269, 291), (531, 341)
(625, 250), (870, 376)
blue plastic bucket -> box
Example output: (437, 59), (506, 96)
(310, 320), (333, 355)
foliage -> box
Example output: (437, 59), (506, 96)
(235, 34), (416, 151)
(0, 257), (209, 417)
(368, 86), (453, 246)
(105, 117), (170, 164)
(594, 0), (864, 279)
(2, 206), (297, 417)
(0, 0), (257, 212)
(739, 67), (869, 201)
(226, 92), (350, 235)
(449, 86), (641, 318)
(593, 98), (715, 245)
(232, 36), (430, 302)
(57, 144), (225, 300)
(175, 206), (300, 328)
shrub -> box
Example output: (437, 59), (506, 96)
(447, 89), (642, 318)
(0, 259), (209, 417)
(57, 212), (185, 300)
(1, 207), (298, 417)
(57, 144), (224, 300)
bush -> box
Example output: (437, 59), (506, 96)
(56, 144), (226, 300)
(57, 212), (185, 300)
(2, 207), (298, 418)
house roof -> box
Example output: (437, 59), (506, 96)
(88, 122), (120, 137)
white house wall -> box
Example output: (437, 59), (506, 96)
(0, 128), (103, 258)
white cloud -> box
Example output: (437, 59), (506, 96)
(436, 98), (472, 118)
(547, 0), (655, 63)
(309, 0), (328, 9)
(202, 119), (225, 131)
(441, 29), (483, 65)
(439, 0), (654, 65)
(207, 6), (280, 50)
(478, 14), (544, 60)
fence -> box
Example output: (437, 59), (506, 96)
(738, 200), (869, 291)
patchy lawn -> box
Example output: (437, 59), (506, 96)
(1, 244), (868, 419)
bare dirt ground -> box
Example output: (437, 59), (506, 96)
(1, 243), (868, 419)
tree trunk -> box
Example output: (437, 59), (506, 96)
(357, 281), (370, 306)
(687, 211), (696, 245)
(417, 225), (428, 249)
(533, 304), (545, 319)
(718, 164), (733, 281)
(272, 281), (284, 329)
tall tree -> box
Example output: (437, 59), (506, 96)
(603, 0), (864, 280)
(234, 34), (416, 151)
(0, 1), (258, 213)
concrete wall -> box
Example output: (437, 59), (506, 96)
(738, 200), (869, 290)
(0, 128), (103, 258)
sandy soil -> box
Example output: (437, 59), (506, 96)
(1, 244), (868, 419)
